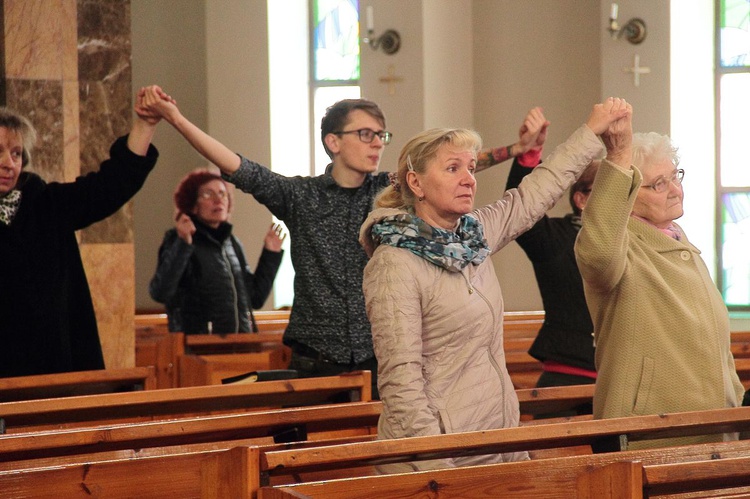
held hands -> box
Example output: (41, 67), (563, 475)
(585, 98), (632, 168)
(175, 212), (196, 245)
(585, 97), (631, 136)
(135, 85), (180, 125)
(263, 223), (287, 253)
(516, 107), (550, 155)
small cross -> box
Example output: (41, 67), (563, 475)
(379, 65), (404, 95)
(623, 53), (651, 87)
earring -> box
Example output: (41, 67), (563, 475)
(418, 196), (424, 202)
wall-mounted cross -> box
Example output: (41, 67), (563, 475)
(379, 65), (404, 95)
(623, 53), (651, 87)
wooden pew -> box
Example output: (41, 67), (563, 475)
(135, 329), (184, 388)
(258, 443), (750, 499)
(0, 401), (381, 465)
(0, 371), (372, 433)
(254, 406), (750, 489)
(0, 385), (592, 468)
(179, 332), (292, 386)
(135, 309), (292, 334)
(5, 405), (750, 499)
(515, 383), (594, 417)
(0, 367), (156, 403)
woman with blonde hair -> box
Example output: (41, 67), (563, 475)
(359, 98), (630, 472)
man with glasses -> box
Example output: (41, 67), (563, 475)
(141, 87), (540, 398)
(575, 126), (744, 449)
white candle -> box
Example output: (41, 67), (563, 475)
(366, 6), (374, 32)
(610, 3), (619, 20)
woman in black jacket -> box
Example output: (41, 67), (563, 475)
(149, 170), (284, 334)
(0, 91), (161, 377)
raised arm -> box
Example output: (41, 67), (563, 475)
(476, 107), (549, 172)
(128, 88), (161, 155)
(574, 98), (634, 291)
(137, 85), (242, 175)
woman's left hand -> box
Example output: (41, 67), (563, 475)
(264, 223), (286, 252)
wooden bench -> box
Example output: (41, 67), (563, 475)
(5, 404), (749, 498)
(253, 406), (750, 488)
(0, 371), (372, 433)
(135, 309), (292, 334)
(179, 332), (292, 386)
(257, 442), (750, 498)
(0, 384), (585, 469)
(515, 383), (594, 417)
(0, 367), (156, 403)
(0, 400), (381, 466)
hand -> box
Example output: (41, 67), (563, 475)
(136, 85), (180, 125)
(585, 97), (630, 136)
(516, 107), (550, 154)
(175, 212), (196, 245)
(601, 100), (633, 168)
(263, 223), (286, 253)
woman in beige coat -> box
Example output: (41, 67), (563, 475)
(575, 118), (744, 449)
(359, 99), (630, 472)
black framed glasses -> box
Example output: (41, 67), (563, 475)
(641, 168), (685, 193)
(334, 128), (392, 145)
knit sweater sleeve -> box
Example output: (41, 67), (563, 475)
(574, 158), (641, 292)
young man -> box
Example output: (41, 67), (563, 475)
(142, 88), (391, 397)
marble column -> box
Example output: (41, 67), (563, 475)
(0, 0), (135, 368)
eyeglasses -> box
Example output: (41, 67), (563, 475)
(641, 168), (684, 193)
(198, 190), (228, 201)
(334, 128), (392, 145)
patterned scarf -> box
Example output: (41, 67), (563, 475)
(370, 213), (490, 272)
(0, 190), (21, 226)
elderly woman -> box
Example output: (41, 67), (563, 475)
(359, 98), (629, 472)
(0, 91), (160, 378)
(149, 170), (284, 335)
(575, 119), (744, 448)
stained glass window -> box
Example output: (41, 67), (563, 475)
(722, 193), (750, 305)
(720, 0), (750, 67)
(313, 0), (361, 81)
(718, 0), (750, 308)
(311, 0), (361, 174)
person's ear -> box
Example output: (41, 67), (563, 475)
(21, 149), (29, 167)
(324, 133), (341, 156)
(573, 191), (589, 212)
(406, 170), (423, 199)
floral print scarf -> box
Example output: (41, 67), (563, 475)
(370, 213), (490, 272)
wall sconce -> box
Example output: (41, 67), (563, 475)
(607, 3), (647, 44)
(363, 6), (401, 55)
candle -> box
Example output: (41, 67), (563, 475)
(610, 3), (619, 20)
(366, 6), (374, 32)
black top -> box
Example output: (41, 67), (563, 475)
(226, 158), (391, 364)
(505, 159), (595, 371)
(149, 218), (283, 335)
(0, 135), (158, 377)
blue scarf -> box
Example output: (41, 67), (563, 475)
(370, 213), (490, 272)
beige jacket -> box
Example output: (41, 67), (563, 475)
(575, 159), (744, 449)
(360, 125), (604, 471)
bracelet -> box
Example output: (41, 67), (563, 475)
(506, 144), (514, 158)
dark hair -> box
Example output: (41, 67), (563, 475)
(0, 107), (37, 168)
(320, 98), (386, 159)
(569, 160), (600, 215)
(173, 169), (232, 215)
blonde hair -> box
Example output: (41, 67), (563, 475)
(375, 128), (482, 210)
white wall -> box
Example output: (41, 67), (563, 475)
(130, 0), (675, 313)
